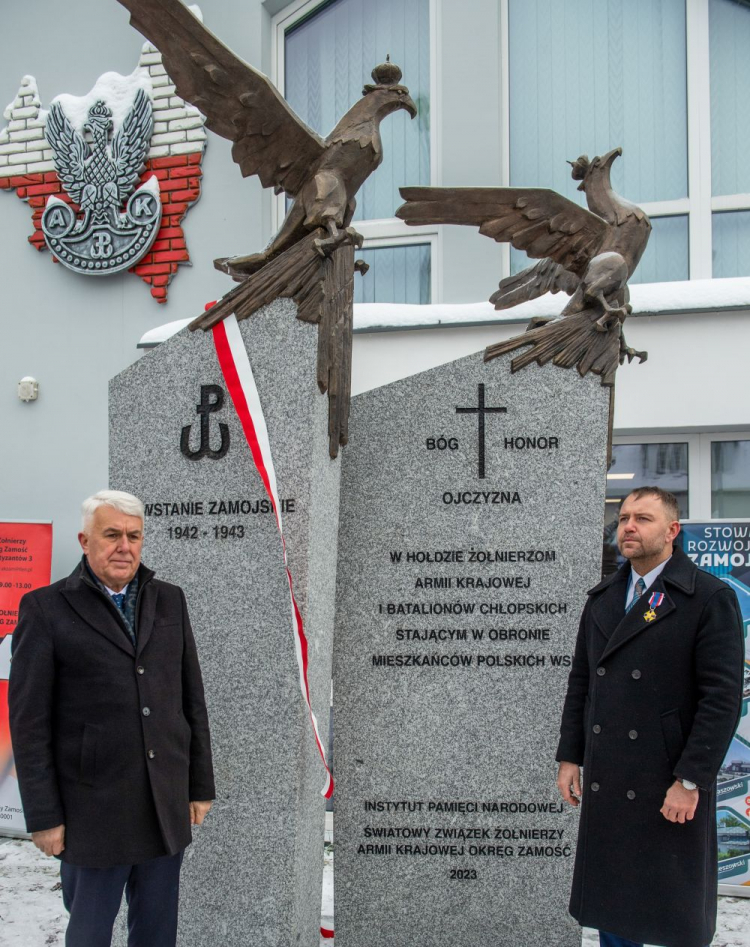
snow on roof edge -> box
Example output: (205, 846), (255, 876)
(137, 277), (750, 348)
(138, 319), (192, 348)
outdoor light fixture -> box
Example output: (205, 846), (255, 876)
(606, 473), (635, 480)
(17, 377), (39, 402)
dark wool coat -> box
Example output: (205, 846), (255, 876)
(9, 560), (215, 868)
(557, 545), (745, 947)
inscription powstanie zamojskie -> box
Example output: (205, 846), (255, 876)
(142, 498), (299, 543)
(143, 499), (297, 516)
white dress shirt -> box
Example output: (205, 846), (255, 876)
(104, 582), (129, 598)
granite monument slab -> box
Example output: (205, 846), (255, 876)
(333, 351), (610, 947)
(110, 299), (338, 947)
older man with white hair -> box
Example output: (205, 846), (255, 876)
(9, 490), (215, 947)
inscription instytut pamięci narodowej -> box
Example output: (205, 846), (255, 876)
(41, 88), (161, 276)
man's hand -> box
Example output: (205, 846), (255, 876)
(557, 761), (582, 807)
(32, 824), (65, 857)
(190, 801), (212, 826)
(660, 780), (699, 823)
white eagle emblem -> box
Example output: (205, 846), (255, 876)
(42, 88), (161, 275)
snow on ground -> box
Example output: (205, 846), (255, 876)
(321, 842), (334, 941)
(2, 835), (750, 947)
(0, 838), (66, 946)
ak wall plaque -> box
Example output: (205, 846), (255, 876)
(0, 22), (208, 302)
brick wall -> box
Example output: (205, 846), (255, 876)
(132, 153), (202, 301)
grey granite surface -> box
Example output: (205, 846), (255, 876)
(333, 352), (610, 947)
(110, 300), (339, 947)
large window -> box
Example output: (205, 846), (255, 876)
(275, 0), (435, 303)
(710, 0), (750, 278)
(712, 439), (750, 518)
(712, 210), (750, 279)
(353, 243), (431, 305)
(508, 0), (688, 204)
(507, 0), (750, 283)
(629, 216), (689, 284)
(273, 0), (750, 294)
(508, 0), (687, 284)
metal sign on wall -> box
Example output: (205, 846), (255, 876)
(0, 20), (207, 303)
(41, 89), (162, 276)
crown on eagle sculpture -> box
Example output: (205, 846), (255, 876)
(364, 55), (404, 93)
(86, 100), (113, 128)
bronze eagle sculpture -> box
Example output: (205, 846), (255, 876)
(396, 147), (650, 386)
(117, 0), (417, 280)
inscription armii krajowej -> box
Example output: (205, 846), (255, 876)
(369, 540), (572, 698)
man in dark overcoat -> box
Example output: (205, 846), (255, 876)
(556, 486), (744, 947)
(9, 490), (215, 947)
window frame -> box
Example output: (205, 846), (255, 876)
(271, 0), (441, 301)
(353, 232), (437, 305)
(499, 0), (750, 283)
(698, 431), (750, 521)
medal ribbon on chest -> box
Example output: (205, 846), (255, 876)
(644, 591), (664, 622)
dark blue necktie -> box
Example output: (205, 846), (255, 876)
(112, 592), (125, 611)
(626, 577), (646, 614)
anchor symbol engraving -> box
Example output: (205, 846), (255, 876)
(180, 385), (230, 460)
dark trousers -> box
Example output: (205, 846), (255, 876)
(599, 932), (709, 947)
(599, 934), (642, 947)
(60, 850), (183, 947)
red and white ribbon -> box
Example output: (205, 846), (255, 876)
(211, 312), (333, 800)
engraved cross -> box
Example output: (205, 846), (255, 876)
(455, 384), (507, 479)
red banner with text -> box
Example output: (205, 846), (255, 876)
(0, 522), (52, 837)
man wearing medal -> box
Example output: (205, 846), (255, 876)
(556, 486), (745, 947)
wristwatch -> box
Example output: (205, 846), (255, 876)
(679, 778), (698, 791)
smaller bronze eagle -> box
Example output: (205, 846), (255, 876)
(117, 0), (417, 280)
(397, 147), (650, 386)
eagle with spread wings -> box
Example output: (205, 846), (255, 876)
(45, 89), (153, 229)
(117, 0), (417, 280)
(397, 147), (651, 386)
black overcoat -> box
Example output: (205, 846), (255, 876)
(557, 545), (744, 947)
(9, 560), (215, 868)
